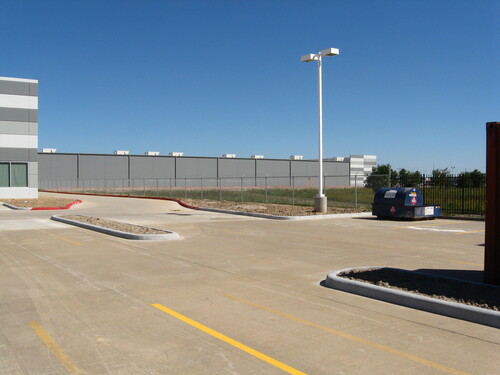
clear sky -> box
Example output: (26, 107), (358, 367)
(2, 0), (498, 173)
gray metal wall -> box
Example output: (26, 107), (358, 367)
(38, 153), (350, 188)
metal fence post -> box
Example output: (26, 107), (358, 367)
(355, 173), (358, 209)
(421, 174), (426, 204)
(265, 177), (268, 203)
(292, 176), (295, 206)
(201, 178), (204, 200)
(185, 178), (187, 199)
(461, 180), (466, 214)
(219, 177), (222, 201)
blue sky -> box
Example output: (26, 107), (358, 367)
(2, 0), (498, 173)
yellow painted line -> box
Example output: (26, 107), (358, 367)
(37, 229), (82, 246)
(217, 228), (250, 236)
(29, 321), (81, 374)
(391, 221), (465, 229)
(455, 230), (485, 235)
(449, 261), (482, 267)
(225, 295), (471, 375)
(151, 303), (307, 375)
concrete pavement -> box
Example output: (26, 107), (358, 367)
(0, 192), (498, 374)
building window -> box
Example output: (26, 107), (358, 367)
(0, 162), (28, 187)
(11, 163), (28, 187)
(0, 163), (9, 187)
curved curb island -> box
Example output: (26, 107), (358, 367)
(3, 200), (83, 211)
(38, 191), (372, 220)
(199, 207), (372, 220)
(51, 215), (180, 241)
(325, 267), (500, 329)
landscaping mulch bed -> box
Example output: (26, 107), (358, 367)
(184, 199), (369, 216)
(339, 267), (500, 311)
(61, 215), (166, 235)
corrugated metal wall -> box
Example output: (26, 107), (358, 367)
(38, 153), (351, 188)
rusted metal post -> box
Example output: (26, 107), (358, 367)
(485, 122), (500, 285)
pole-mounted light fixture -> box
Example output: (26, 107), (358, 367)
(301, 47), (340, 213)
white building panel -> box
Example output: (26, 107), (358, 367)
(0, 134), (38, 148)
(0, 76), (37, 83)
(0, 187), (38, 199)
(0, 94), (38, 109)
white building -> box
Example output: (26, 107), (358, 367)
(347, 155), (377, 185)
(0, 77), (39, 198)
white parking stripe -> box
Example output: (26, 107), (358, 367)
(404, 227), (465, 233)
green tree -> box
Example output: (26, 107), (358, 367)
(365, 164), (398, 191)
(398, 168), (422, 187)
(430, 168), (452, 187)
(457, 169), (485, 188)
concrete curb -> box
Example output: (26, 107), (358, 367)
(39, 190), (199, 210)
(2, 203), (31, 210)
(325, 267), (500, 329)
(51, 215), (180, 241)
(2, 200), (83, 211)
(38, 191), (372, 220)
(198, 207), (373, 220)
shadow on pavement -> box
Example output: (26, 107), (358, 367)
(415, 268), (484, 283)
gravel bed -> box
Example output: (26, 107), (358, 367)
(339, 267), (500, 311)
(184, 199), (369, 216)
(61, 215), (166, 234)
(2, 197), (77, 208)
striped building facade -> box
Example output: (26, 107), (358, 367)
(0, 77), (38, 198)
(348, 155), (377, 185)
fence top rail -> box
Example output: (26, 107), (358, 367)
(40, 174), (363, 182)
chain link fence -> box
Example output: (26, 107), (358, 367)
(40, 173), (485, 215)
(40, 175), (379, 210)
(365, 173), (486, 216)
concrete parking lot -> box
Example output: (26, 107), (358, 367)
(0, 192), (498, 375)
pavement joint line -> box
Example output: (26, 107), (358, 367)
(36, 229), (82, 246)
(151, 303), (307, 375)
(29, 321), (82, 374)
(224, 294), (472, 375)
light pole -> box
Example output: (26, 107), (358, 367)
(301, 48), (340, 213)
